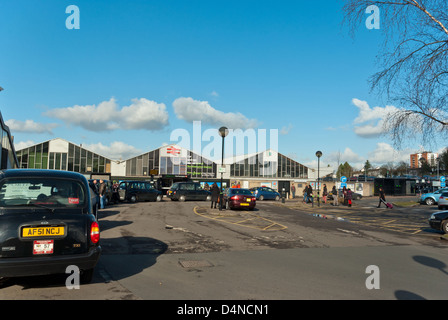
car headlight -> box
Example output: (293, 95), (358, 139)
(429, 213), (437, 220)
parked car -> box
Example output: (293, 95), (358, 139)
(419, 188), (448, 206)
(167, 182), (211, 201)
(118, 180), (162, 203)
(223, 188), (256, 210)
(437, 192), (448, 210)
(0, 169), (101, 283)
(429, 211), (448, 233)
(250, 187), (281, 201)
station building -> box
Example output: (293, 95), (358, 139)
(15, 138), (310, 195)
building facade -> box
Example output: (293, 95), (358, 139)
(15, 139), (310, 195)
(16, 138), (112, 176)
(0, 112), (18, 169)
(410, 152), (439, 169)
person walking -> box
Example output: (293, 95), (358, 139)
(332, 185), (338, 206)
(346, 188), (353, 207)
(322, 184), (328, 204)
(210, 183), (220, 209)
(302, 187), (307, 203)
(291, 184), (296, 199)
(377, 187), (386, 208)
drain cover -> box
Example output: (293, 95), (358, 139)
(178, 259), (213, 268)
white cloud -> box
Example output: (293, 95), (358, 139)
(82, 141), (143, 160)
(280, 124), (293, 135)
(352, 98), (399, 138)
(367, 142), (412, 164)
(6, 119), (58, 134)
(44, 98), (169, 132)
(172, 97), (259, 129)
(210, 91), (219, 97)
(14, 140), (36, 151)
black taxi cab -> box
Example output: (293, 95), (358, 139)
(0, 169), (101, 283)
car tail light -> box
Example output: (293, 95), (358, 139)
(251, 197), (256, 201)
(90, 221), (100, 244)
(230, 195), (241, 201)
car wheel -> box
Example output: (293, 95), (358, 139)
(156, 194), (162, 202)
(130, 195), (137, 203)
(442, 220), (448, 234)
(206, 195), (211, 201)
(259, 195), (264, 201)
(425, 198), (435, 206)
(80, 268), (94, 284)
(275, 195), (280, 201)
(179, 195), (186, 202)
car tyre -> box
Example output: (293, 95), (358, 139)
(179, 195), (186, 202)
(259, 195), (264, 201)
(275, 195), (280, 201)
(425, 198), (435, 206)
(442, 220), (448, 234)
(130, 195), (137, 203)
(156, 194), (162, 202)
(80, 268), (94, 284)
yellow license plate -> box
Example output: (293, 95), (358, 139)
(22, 226), (65, 238)
(240, 203), (249, 206)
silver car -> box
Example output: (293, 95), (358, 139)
(437, 191), (448, 210)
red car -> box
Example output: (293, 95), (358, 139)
(223, 188), (256, 210)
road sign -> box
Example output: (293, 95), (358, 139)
(441, 176), (446, 182)
(442, 182), (446, 188)
(341, 176), (347, 183)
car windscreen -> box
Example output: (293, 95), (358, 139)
(0, 178), (87, 209)
(230, 189), (253, 195)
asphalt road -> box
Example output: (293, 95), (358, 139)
(1, 196), (447, 301)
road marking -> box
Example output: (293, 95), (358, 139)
(193, 206), (287, 231)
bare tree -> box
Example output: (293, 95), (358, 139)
(343, 0), (448, 148)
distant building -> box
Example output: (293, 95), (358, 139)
(410, 152), (439, 168)
(0, 111), (18, 169)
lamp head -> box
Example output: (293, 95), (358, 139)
(315, 151), (322, 158)
(219, 126), (229, 138)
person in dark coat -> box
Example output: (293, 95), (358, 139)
(377, 187), (386, 208)
(210, 183), (220, 209)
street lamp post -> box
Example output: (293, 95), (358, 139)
(316, 151), (322, 207)
(218, 126), (228, 211)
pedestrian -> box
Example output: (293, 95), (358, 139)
(291, 184), (296, 199)
(99, 179), (107, 209)
(377, 187), (386, 208)
(302, 187), (307, 203)
(322, 184), (328, 204)
(332, 185), (338, 206)
(210, 183), (220, 209)
(346, 188), (353, 207)
(307, 184), (313, 203)
(342, 186), (347, 206)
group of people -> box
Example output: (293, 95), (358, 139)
(302, 184), (355, 207)
(89, 179), (108, 209)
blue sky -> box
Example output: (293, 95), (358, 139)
(0, 0), (435, 170)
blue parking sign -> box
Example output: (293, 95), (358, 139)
(441, 176), (446, 182)
(341, 176), (347, 183)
